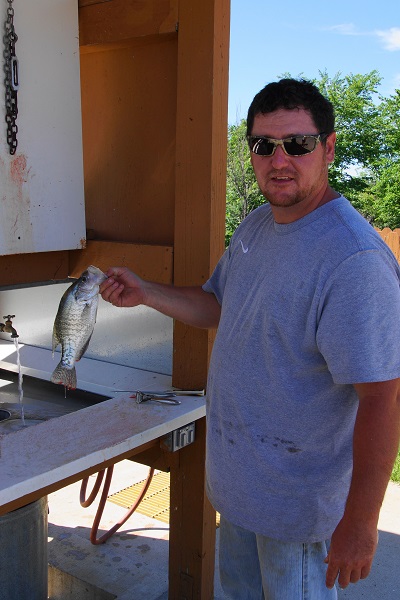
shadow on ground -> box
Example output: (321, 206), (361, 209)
(48, 521), (170, 600)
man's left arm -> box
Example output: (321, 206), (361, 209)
(325, 378), (400, 590)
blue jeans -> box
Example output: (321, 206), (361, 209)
(219, 515), (338, 600)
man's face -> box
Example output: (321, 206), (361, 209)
(250, 108), (336, 223)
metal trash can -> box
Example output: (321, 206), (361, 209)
(0, 496), (48, 600)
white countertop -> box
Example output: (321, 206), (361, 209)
(0, 341), (206, 512)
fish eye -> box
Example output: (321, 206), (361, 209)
(81, 276), (87, 282)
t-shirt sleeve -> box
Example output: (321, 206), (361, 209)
(202, 247), (231, 305)
(316, 250), (400, 384)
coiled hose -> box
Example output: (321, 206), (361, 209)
(80, 465), (155, 544)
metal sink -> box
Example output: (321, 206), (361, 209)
(0, 368), (110, 433)
(0, 408), (11, 422)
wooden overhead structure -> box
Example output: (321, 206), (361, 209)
(0, 1), (230, 598)
(0, 0), (230, 390)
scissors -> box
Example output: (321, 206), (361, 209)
(131, 391), (181, 405)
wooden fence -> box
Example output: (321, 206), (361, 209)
(376, 228), (400, 263)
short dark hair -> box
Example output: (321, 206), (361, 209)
(246, 78), (335, 136)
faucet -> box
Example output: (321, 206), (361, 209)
(0, 315), (19, 338)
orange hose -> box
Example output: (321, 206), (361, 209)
(80, 469), (105, 508)
(79, 465), (155, 545)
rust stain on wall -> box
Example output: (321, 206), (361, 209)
(10, 154), (28, 187)
(0, 153), (33, 254)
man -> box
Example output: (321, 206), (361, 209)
(100, 78), (400, 599)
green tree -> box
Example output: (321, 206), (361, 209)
(226, 120), (264, 245)
(354, 89), (400, 228)
(317, 70), (385, 202)
(355, 161), (400, 229)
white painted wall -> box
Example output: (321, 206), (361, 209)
(0, 0), (86, 254)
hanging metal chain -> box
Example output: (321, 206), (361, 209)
(3, 0), (19, 154)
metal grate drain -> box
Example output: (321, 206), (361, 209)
(108, 471), (220, 526)
(108, 471), (171, 523)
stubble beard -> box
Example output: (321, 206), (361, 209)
(261, 179), (309, 208)
(266, 189), (307, 208)
(261, 163), (328, 209)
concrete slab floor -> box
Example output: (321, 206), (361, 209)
(48, 460), (170, 600)
(48, 461), (400, 599)
(47, 459), (226, 600)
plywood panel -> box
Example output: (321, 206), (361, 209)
(80, 35), (177, 245)
(79, 0), (178, 46)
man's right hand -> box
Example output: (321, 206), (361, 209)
(100, 267), (146, 308)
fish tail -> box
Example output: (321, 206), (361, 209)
(50, 362), (77, 390)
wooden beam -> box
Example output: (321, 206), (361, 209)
(79, 0), (178, 47)
(68, 240), (173, 283)
(173, 0), (230, 389)
(78, 0), (112, 7)
(0, 252), (69, 287)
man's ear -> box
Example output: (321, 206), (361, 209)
(326, 132), (336, 165)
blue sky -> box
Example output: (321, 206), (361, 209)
(228, 0), (400, 123)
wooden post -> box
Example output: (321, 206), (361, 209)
(169, 417), (216, 600)
(173, 0), (230, 390)
(170, 0), (230, 598)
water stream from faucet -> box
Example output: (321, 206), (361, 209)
(14, 337), (25, 427)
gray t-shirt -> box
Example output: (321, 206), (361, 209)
(203, 197), (400, 543)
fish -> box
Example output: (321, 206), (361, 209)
(51, 265), (107, 389)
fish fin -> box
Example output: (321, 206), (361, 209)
(75, 333), (93, 361)
(50, 362), (77, 390)
(52, 339), (59, 358)
(52, 329), (60, 356)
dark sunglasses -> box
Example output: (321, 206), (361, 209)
(246, 133), (329, 157)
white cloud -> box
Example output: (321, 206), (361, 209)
(375, 27), (400, 51)
(326, 23), (400, 52)
(326, 23), (362, 36)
